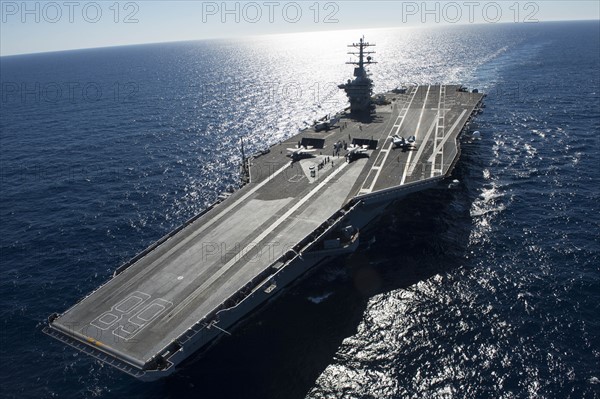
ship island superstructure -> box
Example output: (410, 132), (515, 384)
(338, 37), (377, 114)
(44, 37), (485, 381)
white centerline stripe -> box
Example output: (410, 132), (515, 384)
(140, 162), (293, 271)
(362, 86), (421, 193)
(175, 161), (351, 313)
(427, 109), (467, 163)
(406, 118), (438, 177)
(401, 85), (432, 185)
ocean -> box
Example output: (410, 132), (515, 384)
(0, 20), (598, 399)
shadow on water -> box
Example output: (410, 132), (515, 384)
(151, 170), (474, 399)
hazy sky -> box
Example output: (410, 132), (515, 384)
(1, 1), (599, 56)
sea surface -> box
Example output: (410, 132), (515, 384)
(1, 21), (598, 399)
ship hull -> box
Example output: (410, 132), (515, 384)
(134, 181), (432, 381)
(44, 84), (484, 380)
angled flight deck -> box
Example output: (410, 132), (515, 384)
(45, 37), (484, 381)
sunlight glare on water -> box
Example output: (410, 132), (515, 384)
(0, 21), (598, 399)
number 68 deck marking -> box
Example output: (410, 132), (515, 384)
(90, 291), (173, 341)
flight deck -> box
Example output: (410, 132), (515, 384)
(44, 38), (484, 380)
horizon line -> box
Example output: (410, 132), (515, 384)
(1, 18), (598, 58)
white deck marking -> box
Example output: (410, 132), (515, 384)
(135, 162), (293, 271)
(406, 84), (445, 177)
(360, 86), (421, 194)
(401, 85), (432, 185)
(406, 118), (438, 176)
(427, 109), (467, 163)
(172, 161), (351, 316)
(431, 85), (447, 176)
(207, 162), (291, 227)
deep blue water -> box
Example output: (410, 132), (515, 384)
(1, 21), (599, 399)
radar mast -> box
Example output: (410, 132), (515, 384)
(338, 37), (377, 115)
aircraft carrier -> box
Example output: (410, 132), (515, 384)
(44, 38), (485, 381)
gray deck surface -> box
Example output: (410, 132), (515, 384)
(51, 85), (483, 366)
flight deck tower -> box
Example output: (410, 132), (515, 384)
(338, 37), (377, 115)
